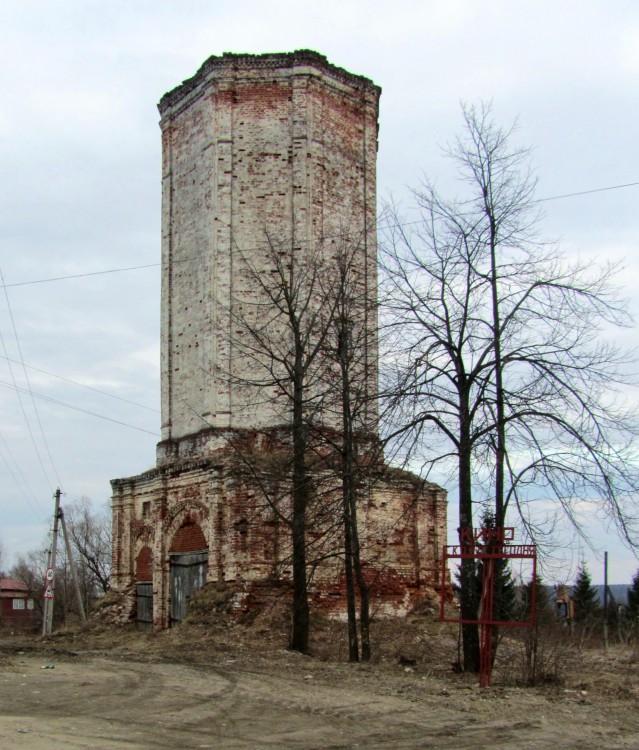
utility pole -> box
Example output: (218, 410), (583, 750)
(42, 488), (61, 636)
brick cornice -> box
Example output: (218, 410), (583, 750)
(110, 457), (216, 488)
(158, 49), (381, 115)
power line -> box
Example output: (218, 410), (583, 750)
(2, 178), (638, 290)
(0, 379), (160, 437)
(0, 353), (160, 414)
(0, 269), (64, 490)
(2, 262), (160, 289)
(535, 181), (639, 204)
(0, 431), (45, 518)
(0, 278), (58, 492)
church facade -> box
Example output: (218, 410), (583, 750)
(110, 51), (447, 629)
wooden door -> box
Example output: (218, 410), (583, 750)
(136, 582), (153, 630)
(169, 550), (208, 625)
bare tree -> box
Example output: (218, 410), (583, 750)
(64, 497), (111, 595)
(230, 235), (339, 654)
(11, 499), (111, 627)
(317, 238), (379, 661)
(381, 102), (639, 671)
(229, 231), (382, 659)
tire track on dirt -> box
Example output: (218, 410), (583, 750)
(0, 655), (241, 750)
(2, 653), (638, 750)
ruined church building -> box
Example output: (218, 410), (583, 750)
(110, 51), (447, 629)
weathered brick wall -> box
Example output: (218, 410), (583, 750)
(158, 51), (379, 447)
(112, 431), (448, 628)
(169, 520), (207, 553)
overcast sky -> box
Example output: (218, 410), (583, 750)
(1, 1), (638, 584)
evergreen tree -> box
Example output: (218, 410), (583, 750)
(572, 564), (600, 624)
(627, 569), (639, 620)
(520, 575), (553, 625)
(492, 558), (517, 622)
(478, 510), (517, 622)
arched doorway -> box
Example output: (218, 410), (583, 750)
(169, 520), (208, 625)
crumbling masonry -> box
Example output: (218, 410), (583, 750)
(110, 51), (447, 629)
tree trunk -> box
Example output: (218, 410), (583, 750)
(488, 215), (506, 529)
(459, 414), (480, 672)
(338, 313), (371, 662)
(289, 351), (310, 653)
(352, 517), (371, 661)
(290, 485), (309, 652)
(343, 484), (359, 662)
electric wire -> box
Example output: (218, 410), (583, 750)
(535, 181), (639, 203)
(0, 378), (160, 436)
(1, 179), (638, 290)
(0, 292), (57, 493)
(2, 262), (160, 289)
(0, 432), (45, 517)
(0, 353), (160, 414)
(0, 269), (64, 490)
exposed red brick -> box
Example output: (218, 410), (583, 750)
(169, 521), (207, 553)
(135, 546), (153, 582)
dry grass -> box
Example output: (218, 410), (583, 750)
(4, 597), (638, 707)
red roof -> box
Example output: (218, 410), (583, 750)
(0, 578), (29, 594)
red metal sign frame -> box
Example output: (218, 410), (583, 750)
(440, 527), (537, 687)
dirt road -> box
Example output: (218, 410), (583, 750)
(1, 646), (638, 750)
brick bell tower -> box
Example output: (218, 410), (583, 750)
(156, 50), (380, 461)
(110, 52), (447, 630)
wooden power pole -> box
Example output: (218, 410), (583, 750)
(42, 488), (61, 636)
(41, 489), (88, 634)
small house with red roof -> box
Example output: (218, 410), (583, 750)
(0, 577), (37, 630)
